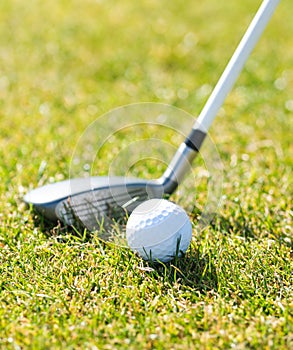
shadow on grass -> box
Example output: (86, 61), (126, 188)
(29, 209), (91, 242)
(145, 249), (218, 295)
(30, 209), (218, 293)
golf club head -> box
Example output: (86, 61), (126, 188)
(24, 176), (166, 240)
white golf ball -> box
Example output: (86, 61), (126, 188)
(126, 198), (192, 262)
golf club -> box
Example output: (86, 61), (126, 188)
(24, 0), (280, 236)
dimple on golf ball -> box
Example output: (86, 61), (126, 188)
(126, 199), (192, 262)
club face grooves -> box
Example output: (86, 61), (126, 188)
(55, 185), (158, 231)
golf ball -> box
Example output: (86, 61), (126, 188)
(126, 199), (192, 262)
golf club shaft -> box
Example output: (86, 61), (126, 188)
(190, 0), (280, 137)
(162, 0), (280, 192)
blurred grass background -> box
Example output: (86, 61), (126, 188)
(0, 0), (292, 349)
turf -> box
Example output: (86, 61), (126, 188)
(0, 0), (293, 349)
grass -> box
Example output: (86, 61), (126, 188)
(0, 0), (293, 348)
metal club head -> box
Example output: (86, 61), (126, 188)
(24, 137), (197, 233)
(24, 174), (180, 240)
